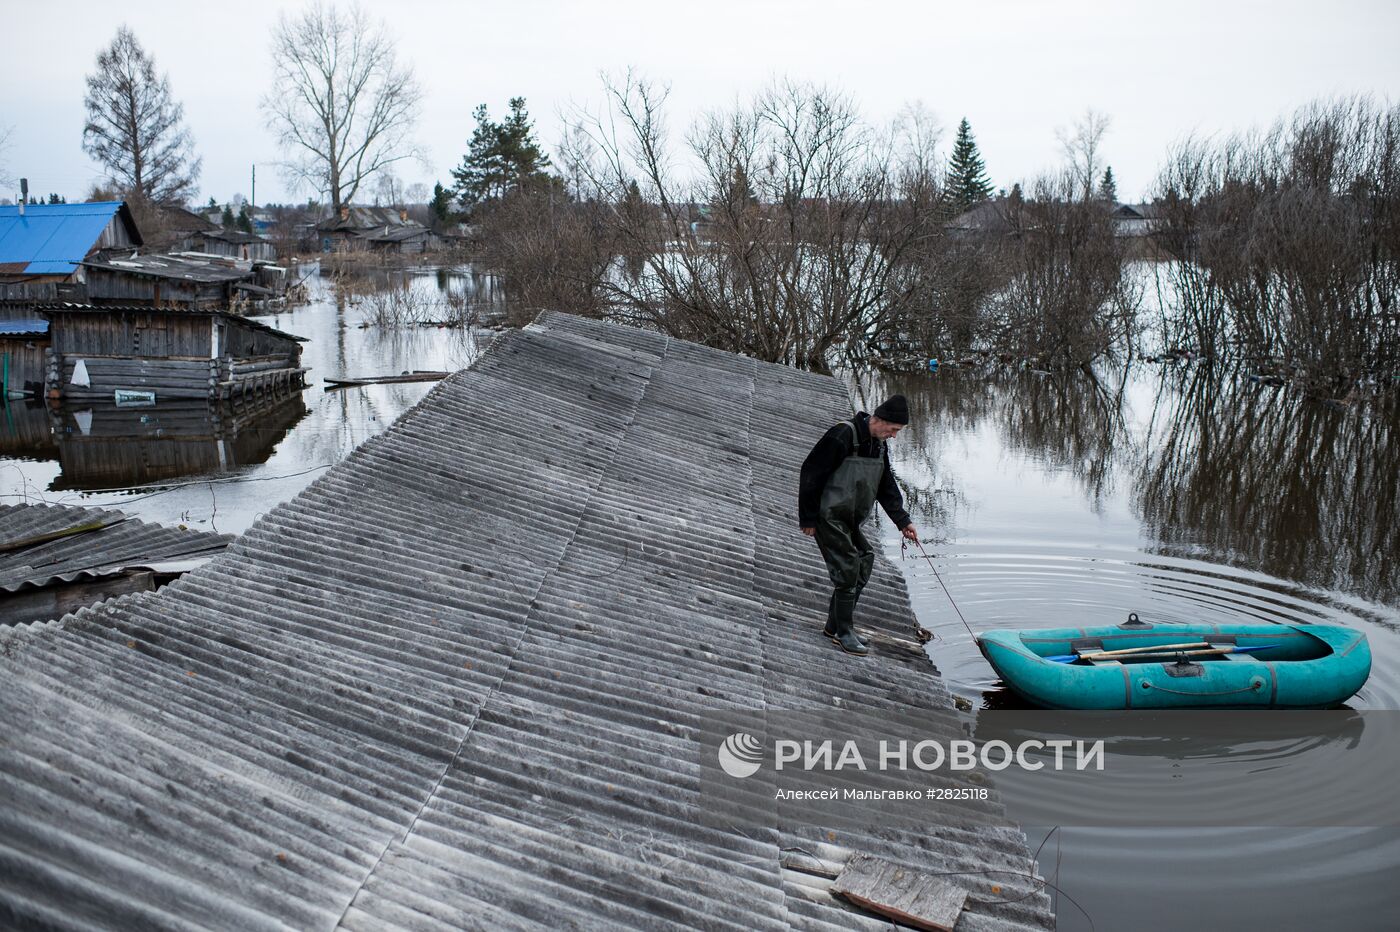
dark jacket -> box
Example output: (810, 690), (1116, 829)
(798, 411), (912, 530)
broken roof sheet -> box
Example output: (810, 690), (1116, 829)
(0, 312), (1053, 930)
(0, 502), (232, 594)
(82, 252), (256, 284)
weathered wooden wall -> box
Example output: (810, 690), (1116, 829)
(0, 282), (75, 302)
(49, 310), (212, 357)
(220, 320), (300, 358)
(94, 213), (137, 251)
(0, 398), (53, 460)
(1, 339), (49, 393)
(85, 268), (230, 309)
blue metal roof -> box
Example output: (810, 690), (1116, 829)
(0, 318), (49, 337)
(0, 202), (128, 276)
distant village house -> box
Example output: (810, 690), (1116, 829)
(316, 206), (438, 254)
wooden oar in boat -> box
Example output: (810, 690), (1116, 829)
(1044, 641), (1209, 663)
(1052, 643), (1282, 663)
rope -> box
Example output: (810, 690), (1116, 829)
(1139, 679), (1264, 697)
(903, 537), (977, 642)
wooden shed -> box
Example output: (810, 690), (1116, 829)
(82, 254), (263, 309)
(191, 230), (277, 262)
(0, 314), (50, 397)
(36, 304), (308, 402)
(358, 226), (438, 255)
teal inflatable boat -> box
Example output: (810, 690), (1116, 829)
(977, 616), (1371, 709)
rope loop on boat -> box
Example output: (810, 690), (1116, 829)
(1138, 678), (1266, 696)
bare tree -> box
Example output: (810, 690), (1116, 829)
(1153, 96), (1400, 393)
(82, 26), (201, 206)
(986, 171), (1138, 367)
(1057, 108), (1112, 201)
(374, 171), (402, 207)
(893, 100), (944, 185)
(563, 74), (945, 370)
(263, 2), (423, 214)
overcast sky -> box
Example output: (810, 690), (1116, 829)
(3, 0), (1398, 206)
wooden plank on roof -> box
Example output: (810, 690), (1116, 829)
(0, 515), (125, 553)
(832, 854), (969, 931)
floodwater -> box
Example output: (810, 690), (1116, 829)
(4, 280), (1398, 928)
(858, 364), (1400, 930)
(0, 266), (501, 532)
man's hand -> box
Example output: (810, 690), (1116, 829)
(900, 524), (919, 543)
(801, 527), (816, 537)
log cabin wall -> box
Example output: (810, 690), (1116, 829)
(40, 308), (305, 402)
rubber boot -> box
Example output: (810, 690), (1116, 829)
(829, 592), (869, 656)
(824, 592), (869, 648)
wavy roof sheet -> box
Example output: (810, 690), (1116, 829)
(0, 312), (1053, 930)
(0, 202), (140, 275)
(0, 502), (232, 594)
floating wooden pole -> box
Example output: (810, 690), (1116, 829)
(323, 371), (450, 389)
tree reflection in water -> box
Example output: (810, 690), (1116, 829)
(855, 362), (1398, 607)
(1140, 367), (1398, 607)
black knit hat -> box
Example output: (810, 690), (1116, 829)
(872, 395), (910, 424)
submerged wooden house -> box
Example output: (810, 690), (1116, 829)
(35, 304), (307, 402)
(0, 388), (308, 490)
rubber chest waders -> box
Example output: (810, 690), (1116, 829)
(815, 420), (884, 639)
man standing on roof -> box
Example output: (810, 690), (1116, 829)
(799, 395), (919, 656)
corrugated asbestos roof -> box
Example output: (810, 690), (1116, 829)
(0, 312), (1054, 930)
(0, 502), (233, 594)
(0, 202), (141, 275)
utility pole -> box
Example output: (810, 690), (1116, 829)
(251, 164), (256, 210)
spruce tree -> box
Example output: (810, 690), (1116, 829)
(430, 182), (453, 225)
(621, 179), (646, 221)
(1098, 166), (1118, 202)
(496, 97), (551, 185)
(945, 117), (994, 213)
(451, 98), (552, 214)
(220, 204), (235, 228)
